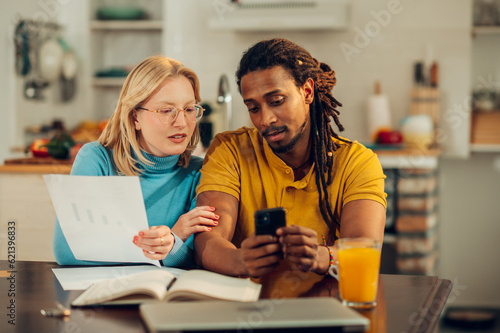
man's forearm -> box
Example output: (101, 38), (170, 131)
(194, 232), (246, 276)
(194, 191), (243, 275)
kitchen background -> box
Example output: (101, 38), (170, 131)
(0, 0), (499, 311)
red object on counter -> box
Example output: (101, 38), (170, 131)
(376, 130), (403, 145)
(30, 138), (50, 157)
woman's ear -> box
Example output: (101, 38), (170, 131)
(302, 78), (314, 104)
(133, 110), (141, 131)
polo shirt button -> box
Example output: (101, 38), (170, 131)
(285, 169), (291, 174)
(286, 187), (293, 192)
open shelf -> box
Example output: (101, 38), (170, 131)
(90, 20), (163, 31)
(88, 0), (163, 120)
(470, 144), (500, 153)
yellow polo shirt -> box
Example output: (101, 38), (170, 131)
(197, 127), (386, 247)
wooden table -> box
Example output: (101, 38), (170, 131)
(0, 261), (452, 333)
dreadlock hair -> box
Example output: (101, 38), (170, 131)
(236, 38), (350, 236)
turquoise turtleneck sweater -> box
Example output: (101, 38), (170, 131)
(53, 141), (202, 268)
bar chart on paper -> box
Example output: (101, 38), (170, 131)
(44, 175), (160, 266)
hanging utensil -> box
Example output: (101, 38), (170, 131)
(24, 79), (49, 100)
(23, 22), (51, 100)
(38, 38), (63, 83)
(61, 49), (77, 80)
(14, 20), (31, 76)
(15, 18), (64, 100)
(60, 49), (77, 102)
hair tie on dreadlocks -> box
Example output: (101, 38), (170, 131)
(315, 62), (337, 96)
(313, 63), (344, 133)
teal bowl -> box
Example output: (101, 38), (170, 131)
(96, 7), (145, 20)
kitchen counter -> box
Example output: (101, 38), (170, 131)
(372, 147), (442, 169)
(0, 164), (72, 174)
(372, 147), (441, 156)
(0, 148), (441, 174)
(0, 157), (72, 174)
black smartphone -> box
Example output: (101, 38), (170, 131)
(254, 207), (286, 236)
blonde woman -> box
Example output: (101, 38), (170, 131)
(53, 56), (218, 267)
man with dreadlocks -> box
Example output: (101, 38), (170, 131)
(194, 38), (387, 278)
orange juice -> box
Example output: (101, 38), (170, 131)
(337, 247), (380, 304)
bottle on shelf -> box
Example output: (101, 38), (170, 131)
(430, 62), (438, 88)
(367, 81), (392, 143)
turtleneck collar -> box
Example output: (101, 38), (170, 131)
(133, 149), (181, 174)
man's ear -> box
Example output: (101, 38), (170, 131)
(302, 78), (314, 104)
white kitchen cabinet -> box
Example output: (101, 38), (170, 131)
(0, 165), (71, 262)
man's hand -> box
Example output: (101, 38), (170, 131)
(276, 225), (323, 273)
(240, 234), (283, 277)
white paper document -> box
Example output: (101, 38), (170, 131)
(44, 174), (160, 267)
(52, 265), (186, 290)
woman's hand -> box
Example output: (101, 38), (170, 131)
(133, 225), (175, 261)
(171, 206), (219, 242)
(276, 225), (326, 273)
(239, 233), (283, 278)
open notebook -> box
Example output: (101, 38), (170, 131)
(140, 297), (369, 332)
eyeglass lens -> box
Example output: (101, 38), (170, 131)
(159, 105), (203, 124)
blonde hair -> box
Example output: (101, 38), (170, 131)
(99, 55), (201, 176)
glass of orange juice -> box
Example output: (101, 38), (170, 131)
(328, 238), (381, 309)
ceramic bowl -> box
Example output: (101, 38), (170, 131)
(96, 7), (145, 20)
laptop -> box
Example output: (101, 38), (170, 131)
(140, 297), (369, 332)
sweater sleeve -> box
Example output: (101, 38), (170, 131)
(161, 166), (201, 268)
(53, 142), (117, 266)
(161, 233), (197, 268)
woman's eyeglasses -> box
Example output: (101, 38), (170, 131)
(137, 104), (204, 124)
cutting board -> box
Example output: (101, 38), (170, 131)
(4, 157), (73, 165)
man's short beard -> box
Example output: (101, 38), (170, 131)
(268, 119), (308, 154)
